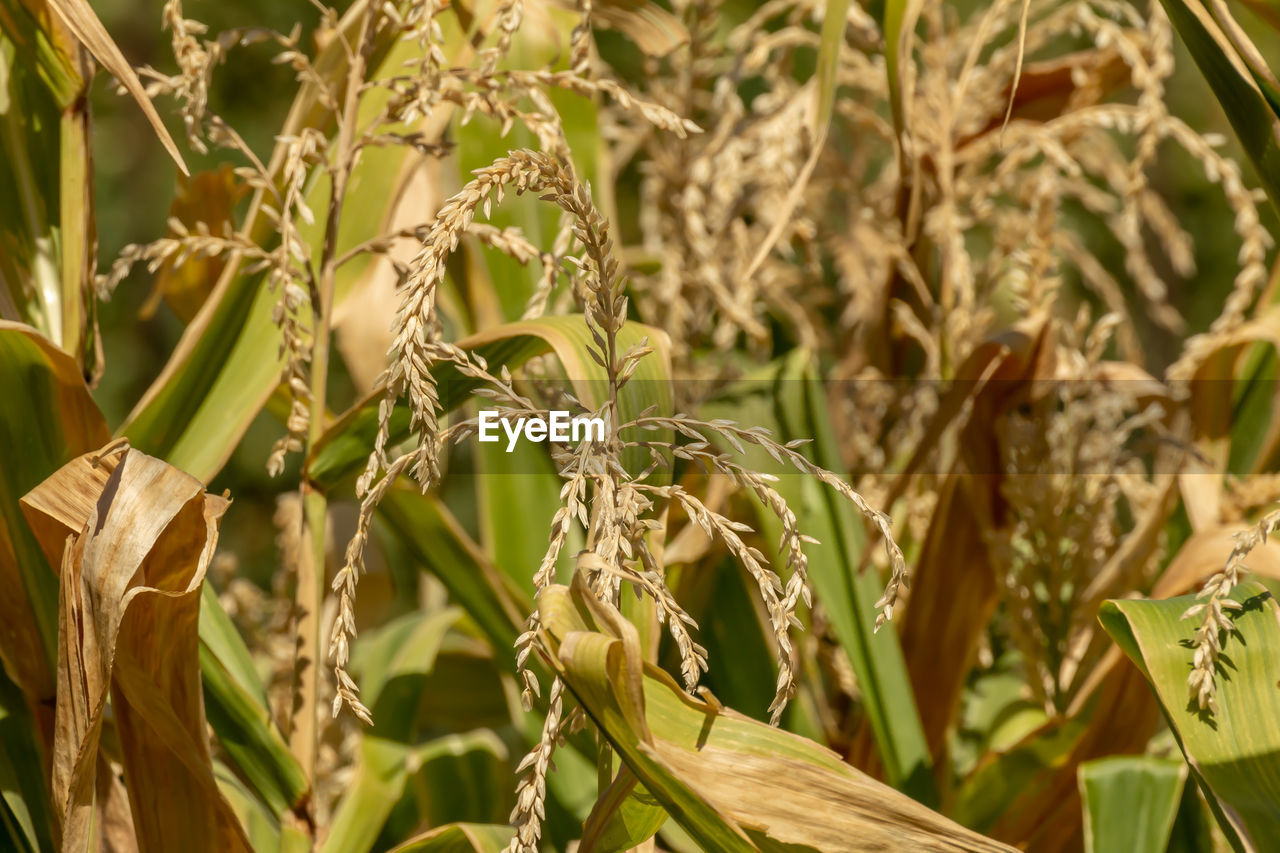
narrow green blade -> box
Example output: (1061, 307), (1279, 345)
(1079, 756), (1187, 853)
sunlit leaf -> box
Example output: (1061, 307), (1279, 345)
(0, 670), (53, 852)
(537, 574), (1018, 852)
(1100, 581), (1280, 851)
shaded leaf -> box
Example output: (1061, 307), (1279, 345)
(378, 488), (530, 652)
(389, 822), (515, 853)
(1079, 756), (1187, 853)
(0, 321), (108, 712)
(198, 602), (309, 819)
(581, 764), (666, 853)
(702, 351), (933, 799)
(0, 669), (53, 853)
(1158, 0), (1280, 209)
(322, 732), (509, 853)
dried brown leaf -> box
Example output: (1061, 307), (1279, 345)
(22, 445), (250, 852)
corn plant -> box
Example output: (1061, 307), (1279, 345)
(3, 0), (1280, 850)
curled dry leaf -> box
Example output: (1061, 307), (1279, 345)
(20, 443), (251, 852)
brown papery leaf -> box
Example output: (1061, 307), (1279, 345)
(45, 0), (189, 175)
(142, 167), (249, 322)
(870, 316), (1054, 770)
(21, 444), (249, 852)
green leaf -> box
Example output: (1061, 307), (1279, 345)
(214, 762), (282, 853)
(702, 351), (934, 801)
(324, 605), (512, 852)
(197, 558), (308, 821)
(378, 488), (530, 653)
(0, 321), (108, 705)
(322, 732), (509, 853)
(372, 490), (602, 839)
(1100, 581), (1280, 851)
(0, 0), (82, 107)
(388, 823), (515, 853)
(350, 606), (462, 712)
(0, 669), (52, 853)
(1079, 756), (1187, 853)
(880, 0), (922, 139)
(1167, 771), (1218, 853)
(1158, 0), (1280, 210)
(581, 764), (667, 853)
(474, 437), (568, 597)
(198, 638), (308, 819)
(536, 574), (1017, 852)
(688, 559), (778, 721)
(951, 661), (1048, 780)
(951, 714), (1086, 834)
(118, 2), (456, 482)
(816, 0), (851, 135)
(0, 13), (84, 354)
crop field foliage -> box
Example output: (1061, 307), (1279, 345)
(3, 0), (1280, 850)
